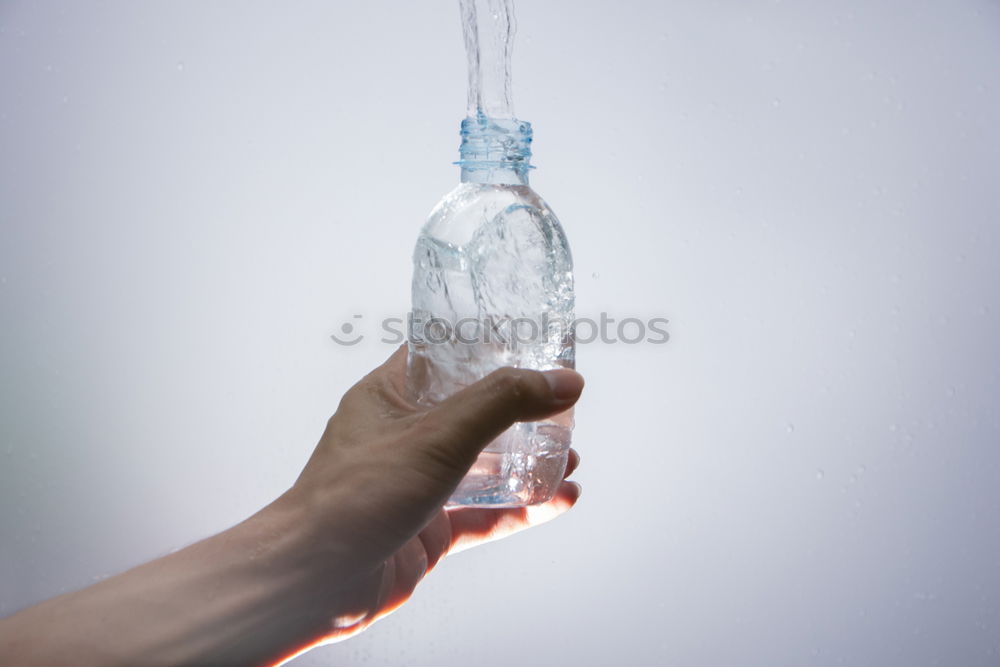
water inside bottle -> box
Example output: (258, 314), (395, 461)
(407, 187), (575, 506)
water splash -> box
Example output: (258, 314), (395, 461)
(460, 0), (517, 118)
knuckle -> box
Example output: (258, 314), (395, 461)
(420, 441), (469, 479)
(335, 383), (365, 412)
(409, 415), (467, 470)
(491, 367), (530, 402)
(408, 411), (446, 442)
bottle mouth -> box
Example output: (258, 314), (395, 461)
(456, 114), (533, 171)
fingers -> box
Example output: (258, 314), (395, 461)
(361, 344), (411, 403)
(564, 448), (580, 478)
(350, 344), (408, 389)
(445, 480), (582, 554)
(333, 345), (411, 421)
(415, 510), (452, 573)
(416, 367), (584, 471)
(372, 512), (450, 620)
(381, 537), (428, 613)
(375, 344), (409, 375)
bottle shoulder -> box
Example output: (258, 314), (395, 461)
(422, 183), (562, 247)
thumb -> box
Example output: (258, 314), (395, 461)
(414, 367), (584, 473)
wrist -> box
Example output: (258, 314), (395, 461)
(192, 489), (367, 664)
(263, 486), (351, 584)
(265, 483), (378, 590)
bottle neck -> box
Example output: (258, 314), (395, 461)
(457, 114), (533, 186)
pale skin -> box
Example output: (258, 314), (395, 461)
(0, 346), (585, 666)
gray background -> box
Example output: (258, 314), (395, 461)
(2, 1), (1000, 665)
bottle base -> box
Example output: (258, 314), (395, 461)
(444, 447), (570, 508)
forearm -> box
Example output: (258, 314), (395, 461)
(0, 491), (358, 667)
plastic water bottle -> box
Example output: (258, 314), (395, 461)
(406, 113), (575, 507)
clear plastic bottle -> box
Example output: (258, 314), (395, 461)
(406, 113), (575, 507)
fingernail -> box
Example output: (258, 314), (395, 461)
(542, 369), (584, 401)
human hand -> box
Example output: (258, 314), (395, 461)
(0, 345), (583, 667)
(280, 345), (584, 655)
